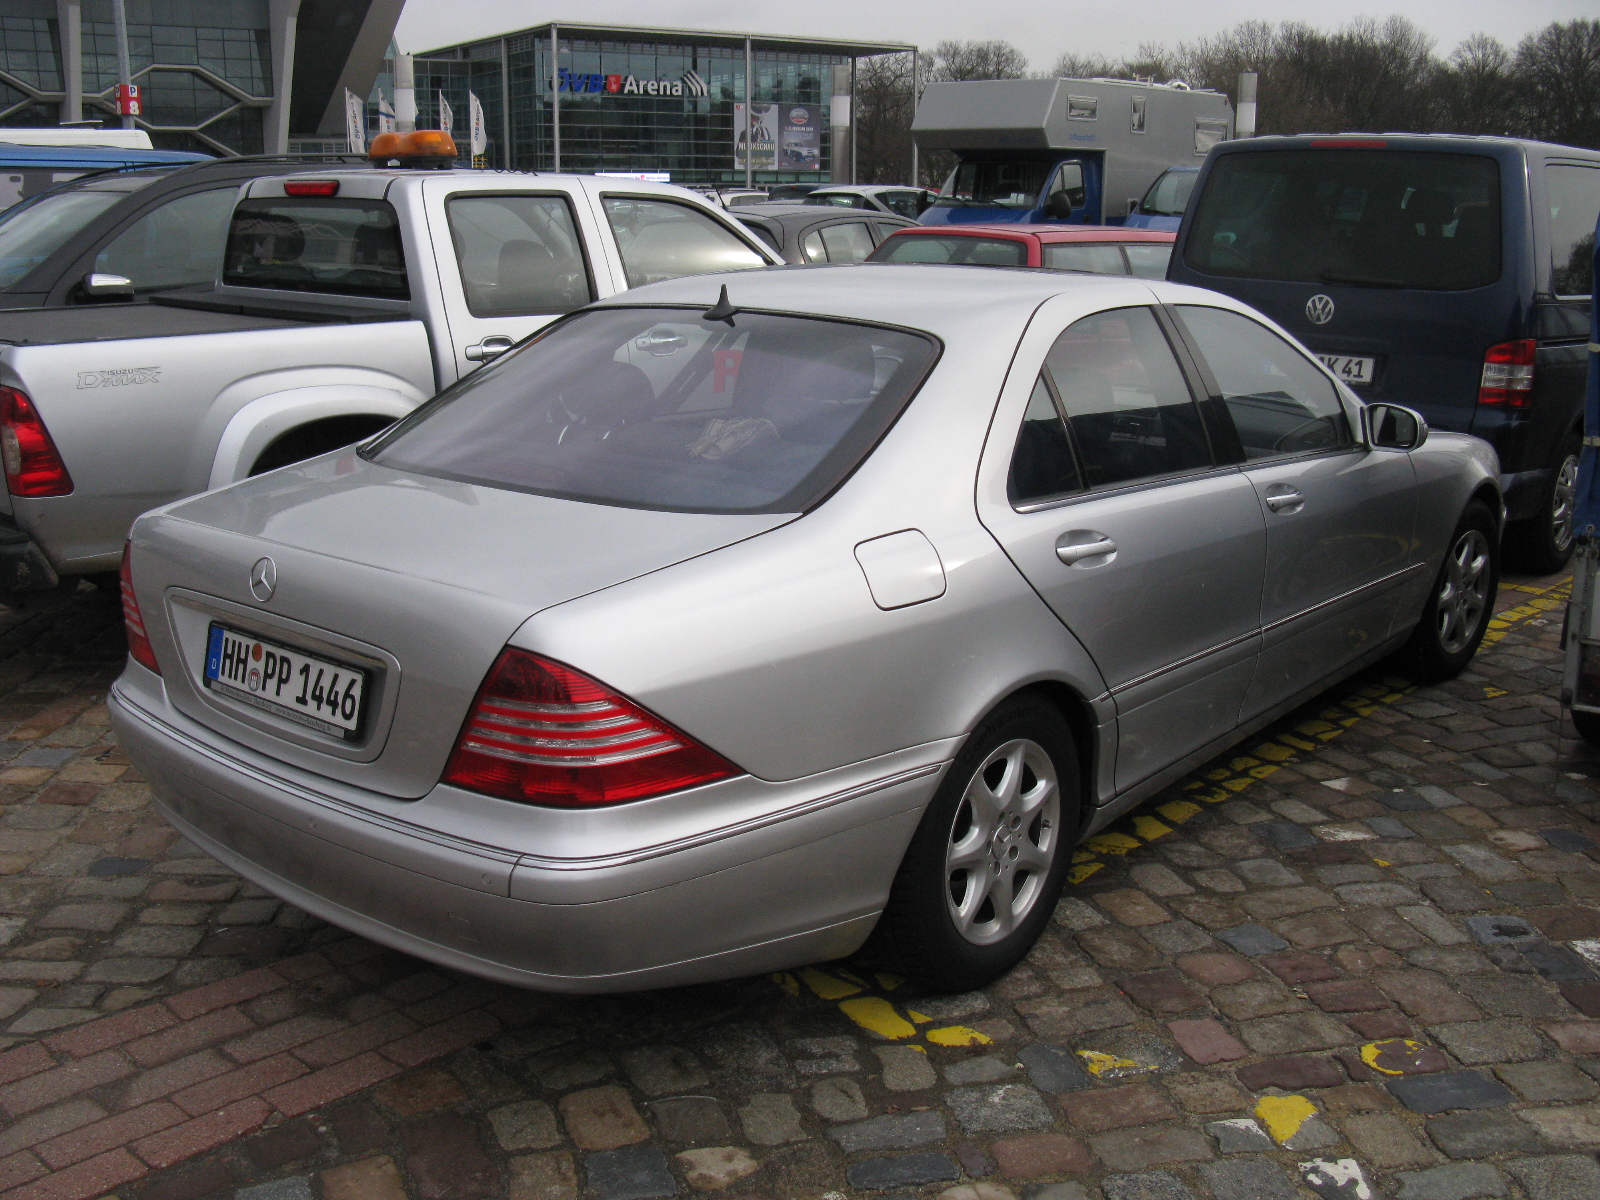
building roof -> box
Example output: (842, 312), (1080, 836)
(420, 21), (913, 59)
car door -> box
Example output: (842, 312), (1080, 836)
(979, 298), (1267, 793)
(425, 183), (601, 380)
(1170, 303), (1419, 718)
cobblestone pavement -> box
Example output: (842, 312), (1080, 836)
(0, 572), (1599, 1200)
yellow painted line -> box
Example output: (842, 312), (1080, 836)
(838, 996), (917, 1039)
(1360, 1038), (1426, 1076)
(1256, 1094), (1318, 1145)
(926, 1025), (993, 1047)
(1084, 832), (1142, 855)
(771, 972), (799, 996)
(1068, 862), (1104, 884)
(1155, 800), (1202, 824)
(1079, 1050), (1144, 1076)
(906, 1009), (934, 1024)
(1130, 815), (1174, 842)
(798, 967), (862, 1000)
(874, 973), (905, 991)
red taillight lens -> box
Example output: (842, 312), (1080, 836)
(443, 648), (740, 807)
(283, 180), (339, 197)
(0, 386), (72, 497)
(1311, 138), (1387, 149)
(120, 543), (160, 675)
(1479, 339), (1536, 407)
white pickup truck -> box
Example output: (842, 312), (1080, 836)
(0, 169), (779, 599)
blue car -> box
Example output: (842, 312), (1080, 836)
(0, 140), (207, 212)
(1123, 165), (1197, 231)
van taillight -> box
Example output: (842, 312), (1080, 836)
(120, 543), (160, 675)
(0, 386), (72, 497)
(443, 648), (740, 807)
(1479, 340), (1536, 407)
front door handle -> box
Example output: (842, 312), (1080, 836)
(1055, 531), (1117, 566)
(1264, 486), (1304, 514)
(465, 335), (515, 362)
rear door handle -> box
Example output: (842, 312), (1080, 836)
(465, 335), (515, 362)
(1055, 531), (1117, 566)
(1264, 486), (1304, 514)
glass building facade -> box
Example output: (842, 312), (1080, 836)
(415, 24), (909, 186)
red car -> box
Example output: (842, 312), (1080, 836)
(866, 224), (1175, 278)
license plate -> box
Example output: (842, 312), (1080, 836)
(1317, 353), (1377, 387)
(204, 623), (367, 739)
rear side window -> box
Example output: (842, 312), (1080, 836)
(871, 235), (1026, 266)
(446, 194), (592, 317)
(817, 222), (875, 263)
(878, 191), (921, 218)
(1043, 243), (1126, 274)
(1043, 307), (1210, 490)
(223, 198), (408, 299)
(0, 188), (126, 288)
(368, 307), (939, 514)
(602, 197), (765, 287)
(1008, 376), (1081, 505)
(1177, 305), (1352, 459)
(1124, 243), (1172, 279)
(95, 187), (235, 293)
(1547, 164), (1600, 296)
(1186, 150), (1501, 291)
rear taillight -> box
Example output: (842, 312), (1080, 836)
(443, 648), (740, 807)
(0, 386), (72, 497)
(120, 543), (160, 675)
(1479, 339), (1536, 407)
(283, 180), (339, 197)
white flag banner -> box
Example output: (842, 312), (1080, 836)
(438, 91), (453, 138)
(377, 93), (396, 135)
(468, 92), (487, 157)
(343, 88), (365, 153)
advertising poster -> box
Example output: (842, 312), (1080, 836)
(779, 104), (821, 170)
(733, 102), (778, 171)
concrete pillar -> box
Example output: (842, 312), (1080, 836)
(55, 0), (81, 125)
(266, 0), (302, 153)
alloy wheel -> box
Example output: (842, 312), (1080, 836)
(1435, 528), (1491, 654)
(1551, 453), (1579, 554)
(944, 738), (1060, 946)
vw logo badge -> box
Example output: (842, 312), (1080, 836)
(248, 557), (277, 602)
(1305, 294), (1336, 325)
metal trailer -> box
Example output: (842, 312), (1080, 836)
(1561, 211), (1600, 743)
(912, 77), (1232, 227)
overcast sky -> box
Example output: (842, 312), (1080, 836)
(394, 0), (1593, 64)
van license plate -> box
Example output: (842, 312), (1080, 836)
(1317, 354), (1377, 387)
(204, 623), (367, 739)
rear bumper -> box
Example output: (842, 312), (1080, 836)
(0, 516), (58, 593)
(109, 681), (937, 993)
(1500, 467), (1549, 523)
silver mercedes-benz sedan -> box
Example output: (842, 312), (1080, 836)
(109, 265), (1501, 994)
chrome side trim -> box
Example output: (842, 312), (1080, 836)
(1109, 628), (1260, 696)
(113, 682), (941, 872)
(1260, 562), (1425, 635)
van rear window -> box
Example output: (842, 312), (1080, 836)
(1185, 150), (1501, 291)
(223, 198), (408, 299)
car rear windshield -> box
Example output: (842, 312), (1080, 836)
(870, 235), (1026, 266)
(933, 160), (1051, 209)
(367, 306), (940, 514)
(1185, 150), (1501, 291)
(223, 197), (408, 298)
(0, 172), (166, 289)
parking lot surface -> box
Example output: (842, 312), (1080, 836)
(0, 572), (1597, 1200)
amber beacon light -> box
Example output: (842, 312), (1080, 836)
(368, 130), (459, 169)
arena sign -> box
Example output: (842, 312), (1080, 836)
(557, 68), (710, 98)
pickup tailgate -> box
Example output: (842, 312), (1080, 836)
(0, 305), (432, 573)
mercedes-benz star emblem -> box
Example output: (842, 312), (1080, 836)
(1306, 294), (1336, 325)
(248, 557), (277, 602)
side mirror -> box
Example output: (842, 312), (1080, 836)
(1365, 402), (1429, 450)
(83, 273), (133, 300)
(1045, 193), (1074, 221)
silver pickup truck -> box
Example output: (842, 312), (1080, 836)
(0, 169), (778, 600)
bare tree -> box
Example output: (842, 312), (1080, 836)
(928, 40), (1029, 83)
(1515, 20), (1600, 148)
(1437, 34), (1518, 136)
(1047, 51), (1117, 80)
(853, 52), (916, 184)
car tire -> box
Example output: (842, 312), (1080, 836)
(1571, 708), (1600, 745)
(1398, 500), (1499, 684)
(873, 694), (1080, 993)
(1507, 434), (1579, 575)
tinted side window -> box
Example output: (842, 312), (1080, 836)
(1124, 243), (1172, 279)
(1043, 243), (1126, 274)
(879, 191), (920, 218)
(1008, 376), (1081, 505)
(800, 229), (826, 262)
(818, 222), (875, 263)
(601, 197), (765, 287)
(95, 187), (234, 293)
(1177, 305), (1353, 459)
(447, 194), (592, 317)
(1044, 307), (1210, 489)
(1547, 164), (1600, 296)
(224, 198), (408, 298)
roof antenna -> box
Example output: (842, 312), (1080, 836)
(702, 284), (738, 326)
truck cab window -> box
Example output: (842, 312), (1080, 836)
(224, 198), (408, 299)
(1046, 164), (1085, 220)
(93, 188), (235, 295)
(446, 194), (592, 316)
(937, 160), (1053, 210)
